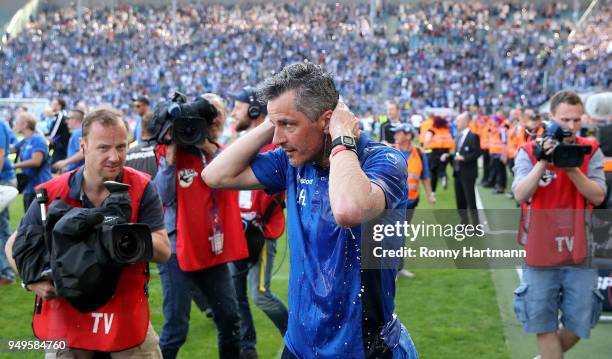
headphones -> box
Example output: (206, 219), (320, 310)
(246, 88), (261, 119)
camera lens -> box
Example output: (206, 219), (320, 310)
(112, 232), (144, 262)
(174, 117), (205, 146)
(108, 224), (153, 264)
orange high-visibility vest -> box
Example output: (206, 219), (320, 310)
(516, 125), (528, 148)
(469, 121), (480, 134)
(407, 147), (423, 201)
(419, 118), (433, 147)
(480, 122), (490, 150)
(507, 124), (520, 159)
(604, 157), (612, 172)
(427, 127), (455, 151)
(394, 144), (424, 201)
(489, 126), (505, 155)
(523, 126), (545, 143)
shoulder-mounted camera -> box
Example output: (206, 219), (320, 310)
(150, 91), (218, 147)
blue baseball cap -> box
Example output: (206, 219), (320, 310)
(228, 86), (267, 115)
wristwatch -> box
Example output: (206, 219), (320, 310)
(331, 136), (357, 153)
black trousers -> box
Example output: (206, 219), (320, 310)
(506, 158), (515, 176)
(428, 149), (449, 192)
(488, 157), (507, 191)
(454, 174), (478, 225)
(399, 199), (419, 270)
(481, 150), (491, 184)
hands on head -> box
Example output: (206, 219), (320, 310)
(329, 100), (360, 139)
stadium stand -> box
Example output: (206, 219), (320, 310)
(0, 1), (609, 117)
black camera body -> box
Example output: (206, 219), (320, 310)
(93, 181), (153, 264)
(50, 181), (153, 313)
(151, 92), (218, 147)
(533, 121), (592, 167)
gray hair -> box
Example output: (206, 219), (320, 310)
(257, 62), (339, 122)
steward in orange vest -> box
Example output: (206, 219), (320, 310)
(479, 116), (491, 151)
(487, 116), (507, 193)
(478, 115), (494, 187)
(523, 110), (545, 143)
(391, 123), (435, 209)
(424, 116), (454, 192)
(506, 121), (520, 161)
(425, 126), (455, 151)
(391, 122), (435, 279)
(418, 117), (433, 151)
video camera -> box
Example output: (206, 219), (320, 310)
(48, 181), (153, 312)
(150, 92), (218, 147)
(533, 121), (592, 167)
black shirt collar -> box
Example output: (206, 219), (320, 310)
(68, 166), (124, 206)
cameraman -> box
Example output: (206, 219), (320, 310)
(512, 90), (606, 359)
(153, 94), (246, 359)
(5, 107), (170, 357)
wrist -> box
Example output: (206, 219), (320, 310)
(563, 167), (580, 174)
(329, 145), (357, 160)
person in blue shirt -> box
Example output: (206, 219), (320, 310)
(52, 108), (85, 173)
(203, 63), (418, 359)
(132, 96), (151, 144)
(13, 112), (53, 211)
(0, 118), (16, 286)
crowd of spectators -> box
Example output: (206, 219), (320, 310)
(548, 4), (611, 93)
(0, 0), (609, 119)
(387, 2), (497, 112)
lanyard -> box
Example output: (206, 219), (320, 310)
(199, 148), (221, 228)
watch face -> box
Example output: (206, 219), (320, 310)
(342, 136), (355, 146)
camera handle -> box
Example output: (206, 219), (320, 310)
(104, 181), (131, 194)
(34, 189), (53, 285)
(35, 189), (49, 252)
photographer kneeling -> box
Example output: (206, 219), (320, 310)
(152, 93), (247, 359)
(512, 90), (607, 359)
(5, 107), (170, 357)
